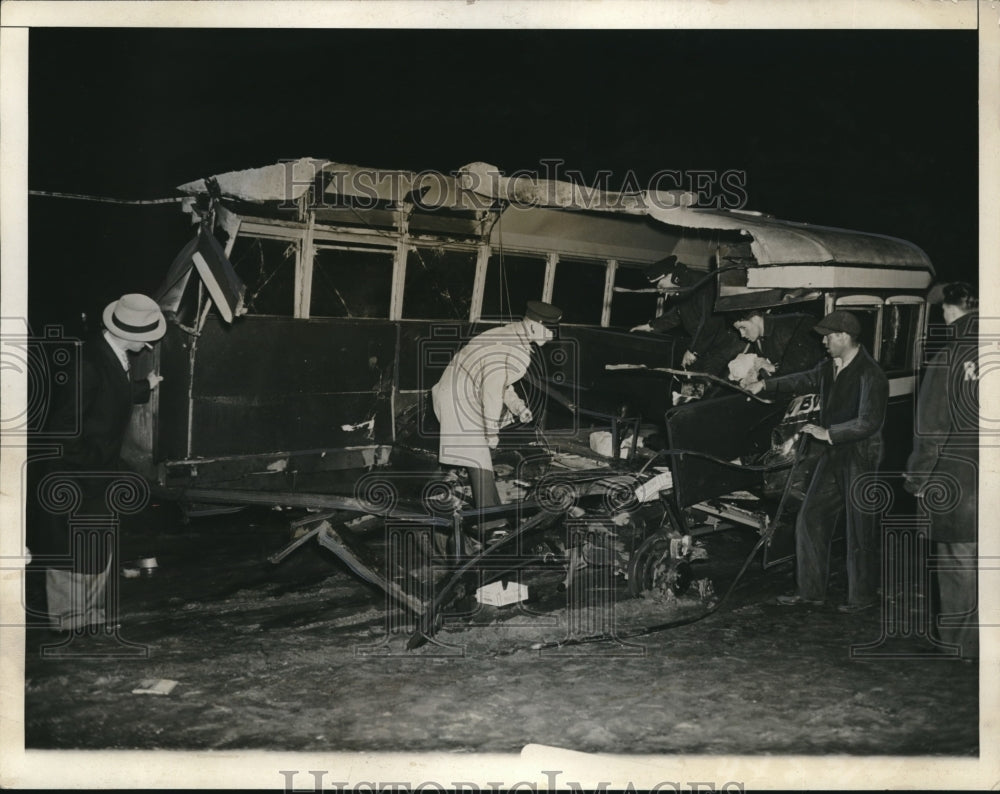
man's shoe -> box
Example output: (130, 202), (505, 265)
(775, 594), (824, 606)
(836, 601), (875, 614)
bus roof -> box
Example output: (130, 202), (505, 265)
(178, 158), (935, 292)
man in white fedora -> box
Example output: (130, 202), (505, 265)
(39, 293), (166, 634)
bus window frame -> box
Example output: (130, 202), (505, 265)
(227, 228), (302, 319)
(309, 241), (398, 321)
(400, 242), (481, 322)
(883, 294), (926, 376)
(549, 254), (615, 327)
(833, 293), (884, 361)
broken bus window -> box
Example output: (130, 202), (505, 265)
(402, 246), (477, 321)
(310, 246), (394, 319)
(228, 236), (297, 317)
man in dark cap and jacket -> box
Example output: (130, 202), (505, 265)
(748, 310), (889, 611)
(38, 293), (166, 633)
(432, 301), (562, 509)
(731, 308), (825, 382)
(630, 255), (742, 377)
(904, 282), (979, 658)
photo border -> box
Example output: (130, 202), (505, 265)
(1, 1), (994, 789)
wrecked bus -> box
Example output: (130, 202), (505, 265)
(122, 158), (935, 640)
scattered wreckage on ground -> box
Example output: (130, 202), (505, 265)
(113, 158), (934, 645)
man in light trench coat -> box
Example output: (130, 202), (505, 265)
(432, 301), (562, 509)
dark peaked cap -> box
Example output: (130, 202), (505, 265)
(525, 301), (562, 323)
(644, 255), (679, 283)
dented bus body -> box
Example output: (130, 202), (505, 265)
(123, 158), (935, 627)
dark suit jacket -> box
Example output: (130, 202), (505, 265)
(46, 334), (151, 470)
(34, 335), (151, 570)
(763, 344), (889, 469)
(752, 313), (825, 376)
(649, 281), (733, 356)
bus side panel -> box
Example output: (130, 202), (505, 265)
(880, 391), (915, 472)
(187, 316), (396, 457)
(558, 326), (688, 424)
(156, 322), (196, 462)
(396, 320), (443, 393)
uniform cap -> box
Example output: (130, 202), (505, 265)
(524, 300), (562, 324)
(644, 255), (679, 283)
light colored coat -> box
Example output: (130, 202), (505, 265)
(431, 322), (532, 471)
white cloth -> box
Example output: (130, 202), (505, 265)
(432, 322), (532, 472)
(45, 556), (113, 630)
(727, 352), (775, 389)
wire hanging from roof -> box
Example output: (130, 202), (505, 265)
(29, 190), (184, 205)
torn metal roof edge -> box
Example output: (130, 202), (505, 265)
(176, 158), (935, 275)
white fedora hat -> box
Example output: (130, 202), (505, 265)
(103, 293), (166, 343)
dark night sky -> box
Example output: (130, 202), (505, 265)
(26, 27), (978, 331)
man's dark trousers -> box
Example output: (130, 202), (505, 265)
(795, 445), (879, 605)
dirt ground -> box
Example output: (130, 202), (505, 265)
(21, 503), (978, 757)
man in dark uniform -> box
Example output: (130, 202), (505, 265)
(629, 255), (742, 377)
(731, 308), (825, 381)
(749, 310), (889, 611)
(38, 293), (166, 633)
(904, 282), (979, 658)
